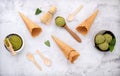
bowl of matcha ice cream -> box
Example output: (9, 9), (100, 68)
(94, 30), (116, 52)
(4, 33), (24, 53)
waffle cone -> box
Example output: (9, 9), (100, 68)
(19, 12), (42, 37)
(76, 10), (98, 35)
(41, 6), (56, 25)
(52, 36), (80, 63)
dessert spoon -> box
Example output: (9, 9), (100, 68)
(36, 50), (51, 67)
(26, 53), (42, 71)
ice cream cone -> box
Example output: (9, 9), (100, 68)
(19, 12), (42, 37)
(76, 10), (99, 35)
(41, 6), (56, 25)
(52, 35), (80, 63)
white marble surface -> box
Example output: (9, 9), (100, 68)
(0, 0), (120, 76)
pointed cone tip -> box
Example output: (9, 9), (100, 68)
(51, 35), (54, 39)
(18, 12), (23, 17)
(51, 35), (58, 43)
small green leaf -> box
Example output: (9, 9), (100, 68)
(110, 38), (116, 45)
(35, 8), (42, 15)
(44, 40), (50, 47)
(109, 38), (116, 52)
(109, 45), (114, 52)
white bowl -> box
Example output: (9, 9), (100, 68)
(4, 33), (24, 54)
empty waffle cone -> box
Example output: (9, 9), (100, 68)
(19, 12), (42, 37)
(76, 10), (99, 35)
(40, 6), (56, 25)
(52, 35), (80, 63)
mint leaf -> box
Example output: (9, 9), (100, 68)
(109, 45), (114, 52)
(35, 8), (42, 15)
(44, 40), (50, 47)
(109, 38), (116, 52)
(110, 38), (116, 45)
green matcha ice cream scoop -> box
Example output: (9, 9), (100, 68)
(103, 33), (112, 43)
(98, 42), (109, 51)
(9, 35), (23, 51)
(95, 34), (105, 44)
(55, 16), (81, 43)
(55, 16), (66, 27)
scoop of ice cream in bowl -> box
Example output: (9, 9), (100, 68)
(94, 30), (116, 52)
(4, 33), (24, 55)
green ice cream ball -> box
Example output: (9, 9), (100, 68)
(98, 42), (109, 51)
(55, 16), (66, 27)
(103, 33), (112, 43)
(9, 35), (22, 51)
(95, 34), (105, 44)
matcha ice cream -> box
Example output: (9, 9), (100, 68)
(103, 33), (112, 43)
(5, 34), (23, 51)
(55, 16), (66, 27)
(95, 34), (105, 44)
(98, 42), (109, 51)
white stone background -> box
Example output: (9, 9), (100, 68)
(0, 0), (120, 76)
